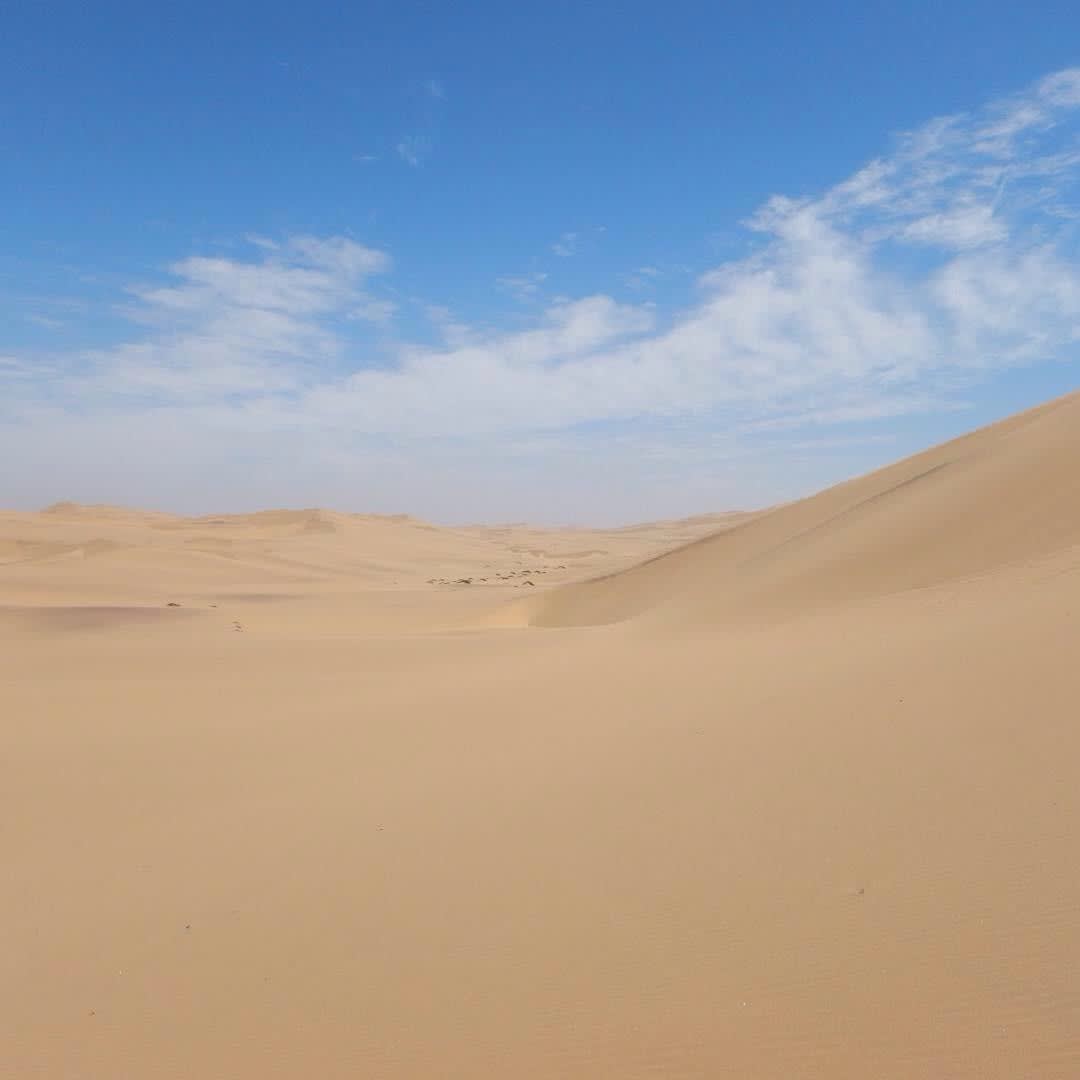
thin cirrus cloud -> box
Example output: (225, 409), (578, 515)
(552, 227), (605, 257)
(4, 69), (1080, 519)
(551, 232), (580, 257)
(621, 265), (662, 290)
(395, 78), (445, 166)
(496, 272), (549, 302)
(395, 134), (432, 167)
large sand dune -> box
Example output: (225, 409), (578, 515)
(527, 390), (1080, 628)
(4, 392), (1080, 1078)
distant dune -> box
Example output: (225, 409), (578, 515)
(0, 502), (748, 614)
(4, 392), (1079, 1079)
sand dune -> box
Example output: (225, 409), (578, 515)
(527, 390), (1080, 628)
(0, 503), (746, 614)
(4, 392), (1080, 1078)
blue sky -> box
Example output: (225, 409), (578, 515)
(3, 2), (1080, 522)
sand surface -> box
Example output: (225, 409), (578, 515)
(4, 393), (1080, 1078)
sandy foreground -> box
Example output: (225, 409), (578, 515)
(4, 393), (1080, 1079)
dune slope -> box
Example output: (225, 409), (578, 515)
(529, 390), (1080, 627)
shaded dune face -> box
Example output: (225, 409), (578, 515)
(528, 390), (1080, 628)
(4, 391), (1080, 1080)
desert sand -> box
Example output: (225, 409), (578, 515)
(4, 391), (1080, 1078)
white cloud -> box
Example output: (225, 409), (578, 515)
(130, 236), (388, 322)
(5, 68), (1080, 520)
(425, 305), (474, 347)
(12, 236), (392, 409)
(900, 200), (1007, 248)
(1040, 69), (1080, 107)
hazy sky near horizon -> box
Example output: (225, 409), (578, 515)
(4, 2), (1080, 523)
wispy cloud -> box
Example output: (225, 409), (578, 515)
(551, 227), (606, 257)
(551, 232), (579, 257)
(496, 272), (548, 302)
(396, 135), (432, 167)
(425, 304), (473, 347)
(6, 68), (1080, 518)
(621, 265), (662, 290)
(4, 236), (391, 410)
(25, 314), (65, 330)
(394, 77), (445, 167)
